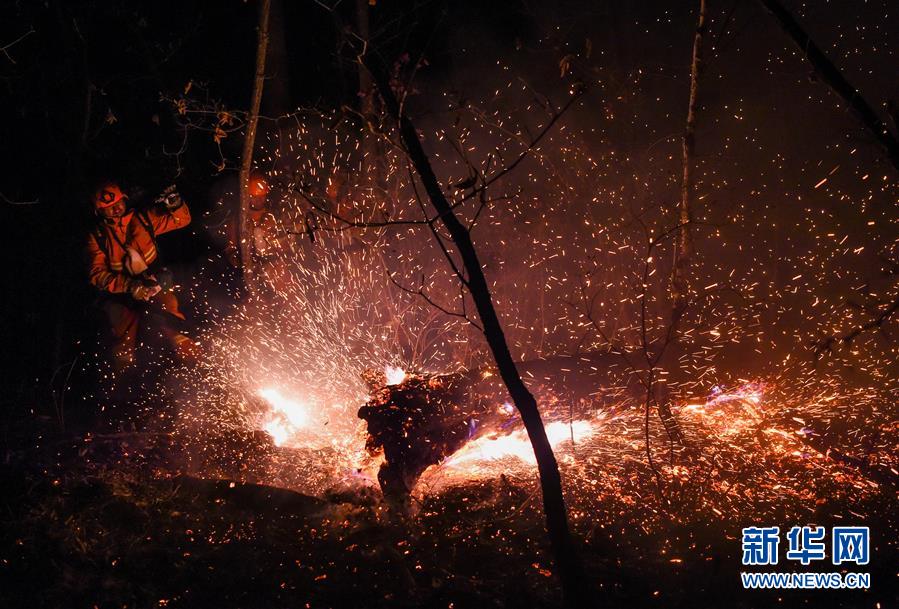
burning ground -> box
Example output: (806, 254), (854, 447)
(2, 368), (895, 608)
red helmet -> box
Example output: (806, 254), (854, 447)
(93, 183), (128, 209)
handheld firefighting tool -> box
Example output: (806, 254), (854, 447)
(131, 282), (161, 302)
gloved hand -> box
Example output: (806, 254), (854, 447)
(163, 192), (184, 210)
(131, 282), (162, 302)
(156, 185), (183, 210)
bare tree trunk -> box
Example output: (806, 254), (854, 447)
(239, 0), (272, 293)
(672, 0), (705, 320)
(758, 0), (899, 173)
(365, 58), (590, 609)
(659, 0), (708, 447)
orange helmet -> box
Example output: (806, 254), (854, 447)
(248, 173), (270, 198)
(93, 183), (128, 209)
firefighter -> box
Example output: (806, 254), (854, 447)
(87, 181), (195, 371)
(218, 172), (276, 267)
(210, 172), (296, 295)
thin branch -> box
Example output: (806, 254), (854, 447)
(1, 27), (35, 64)
(455, 88), (584, 206)
(1, 191), (40, 205)
(386, 271), (483, 331)
(407, 161), (470, 286)
(815, 293), (899, 357)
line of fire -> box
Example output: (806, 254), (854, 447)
(1, 1), (896, 608)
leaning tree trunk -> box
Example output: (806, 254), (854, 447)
(364, 58), (589, 609)
(239, 0), (272, 294)
(758, 0), (899, 173)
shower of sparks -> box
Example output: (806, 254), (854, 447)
(108, 47), (897, 539)
(415, 381), (893, 533)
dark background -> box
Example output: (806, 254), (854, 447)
(1, 0), (896, 416)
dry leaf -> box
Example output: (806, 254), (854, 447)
(559, 54), (575, 78)
(217, 111), (234, 126)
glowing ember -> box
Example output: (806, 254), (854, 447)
(384, 365), (407, 386)
(258, 388), (308, 446)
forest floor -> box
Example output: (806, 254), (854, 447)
(1, 414), (895, 609)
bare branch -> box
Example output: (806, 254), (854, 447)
(815, 293), (899, 357)
(758, 0), (899, 172)
(386, 271), (482, 331)
(1, 191), (40, 206)
(454, 89), (584, 207)
(1, 27), (35, 64)
(407, 161), (470, 287)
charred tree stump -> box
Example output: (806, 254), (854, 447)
(358, 371), (511, 508)
(358, 352), (634, 506)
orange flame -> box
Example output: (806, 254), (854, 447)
(258, 387), (308, 446)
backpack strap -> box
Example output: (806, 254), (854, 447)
(135, 209), (156, 241)
(92, 225), (111, 259)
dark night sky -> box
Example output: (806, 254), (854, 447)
(0, 0), (896, 410)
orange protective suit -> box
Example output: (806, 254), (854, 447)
(87, 203), (192, 369)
